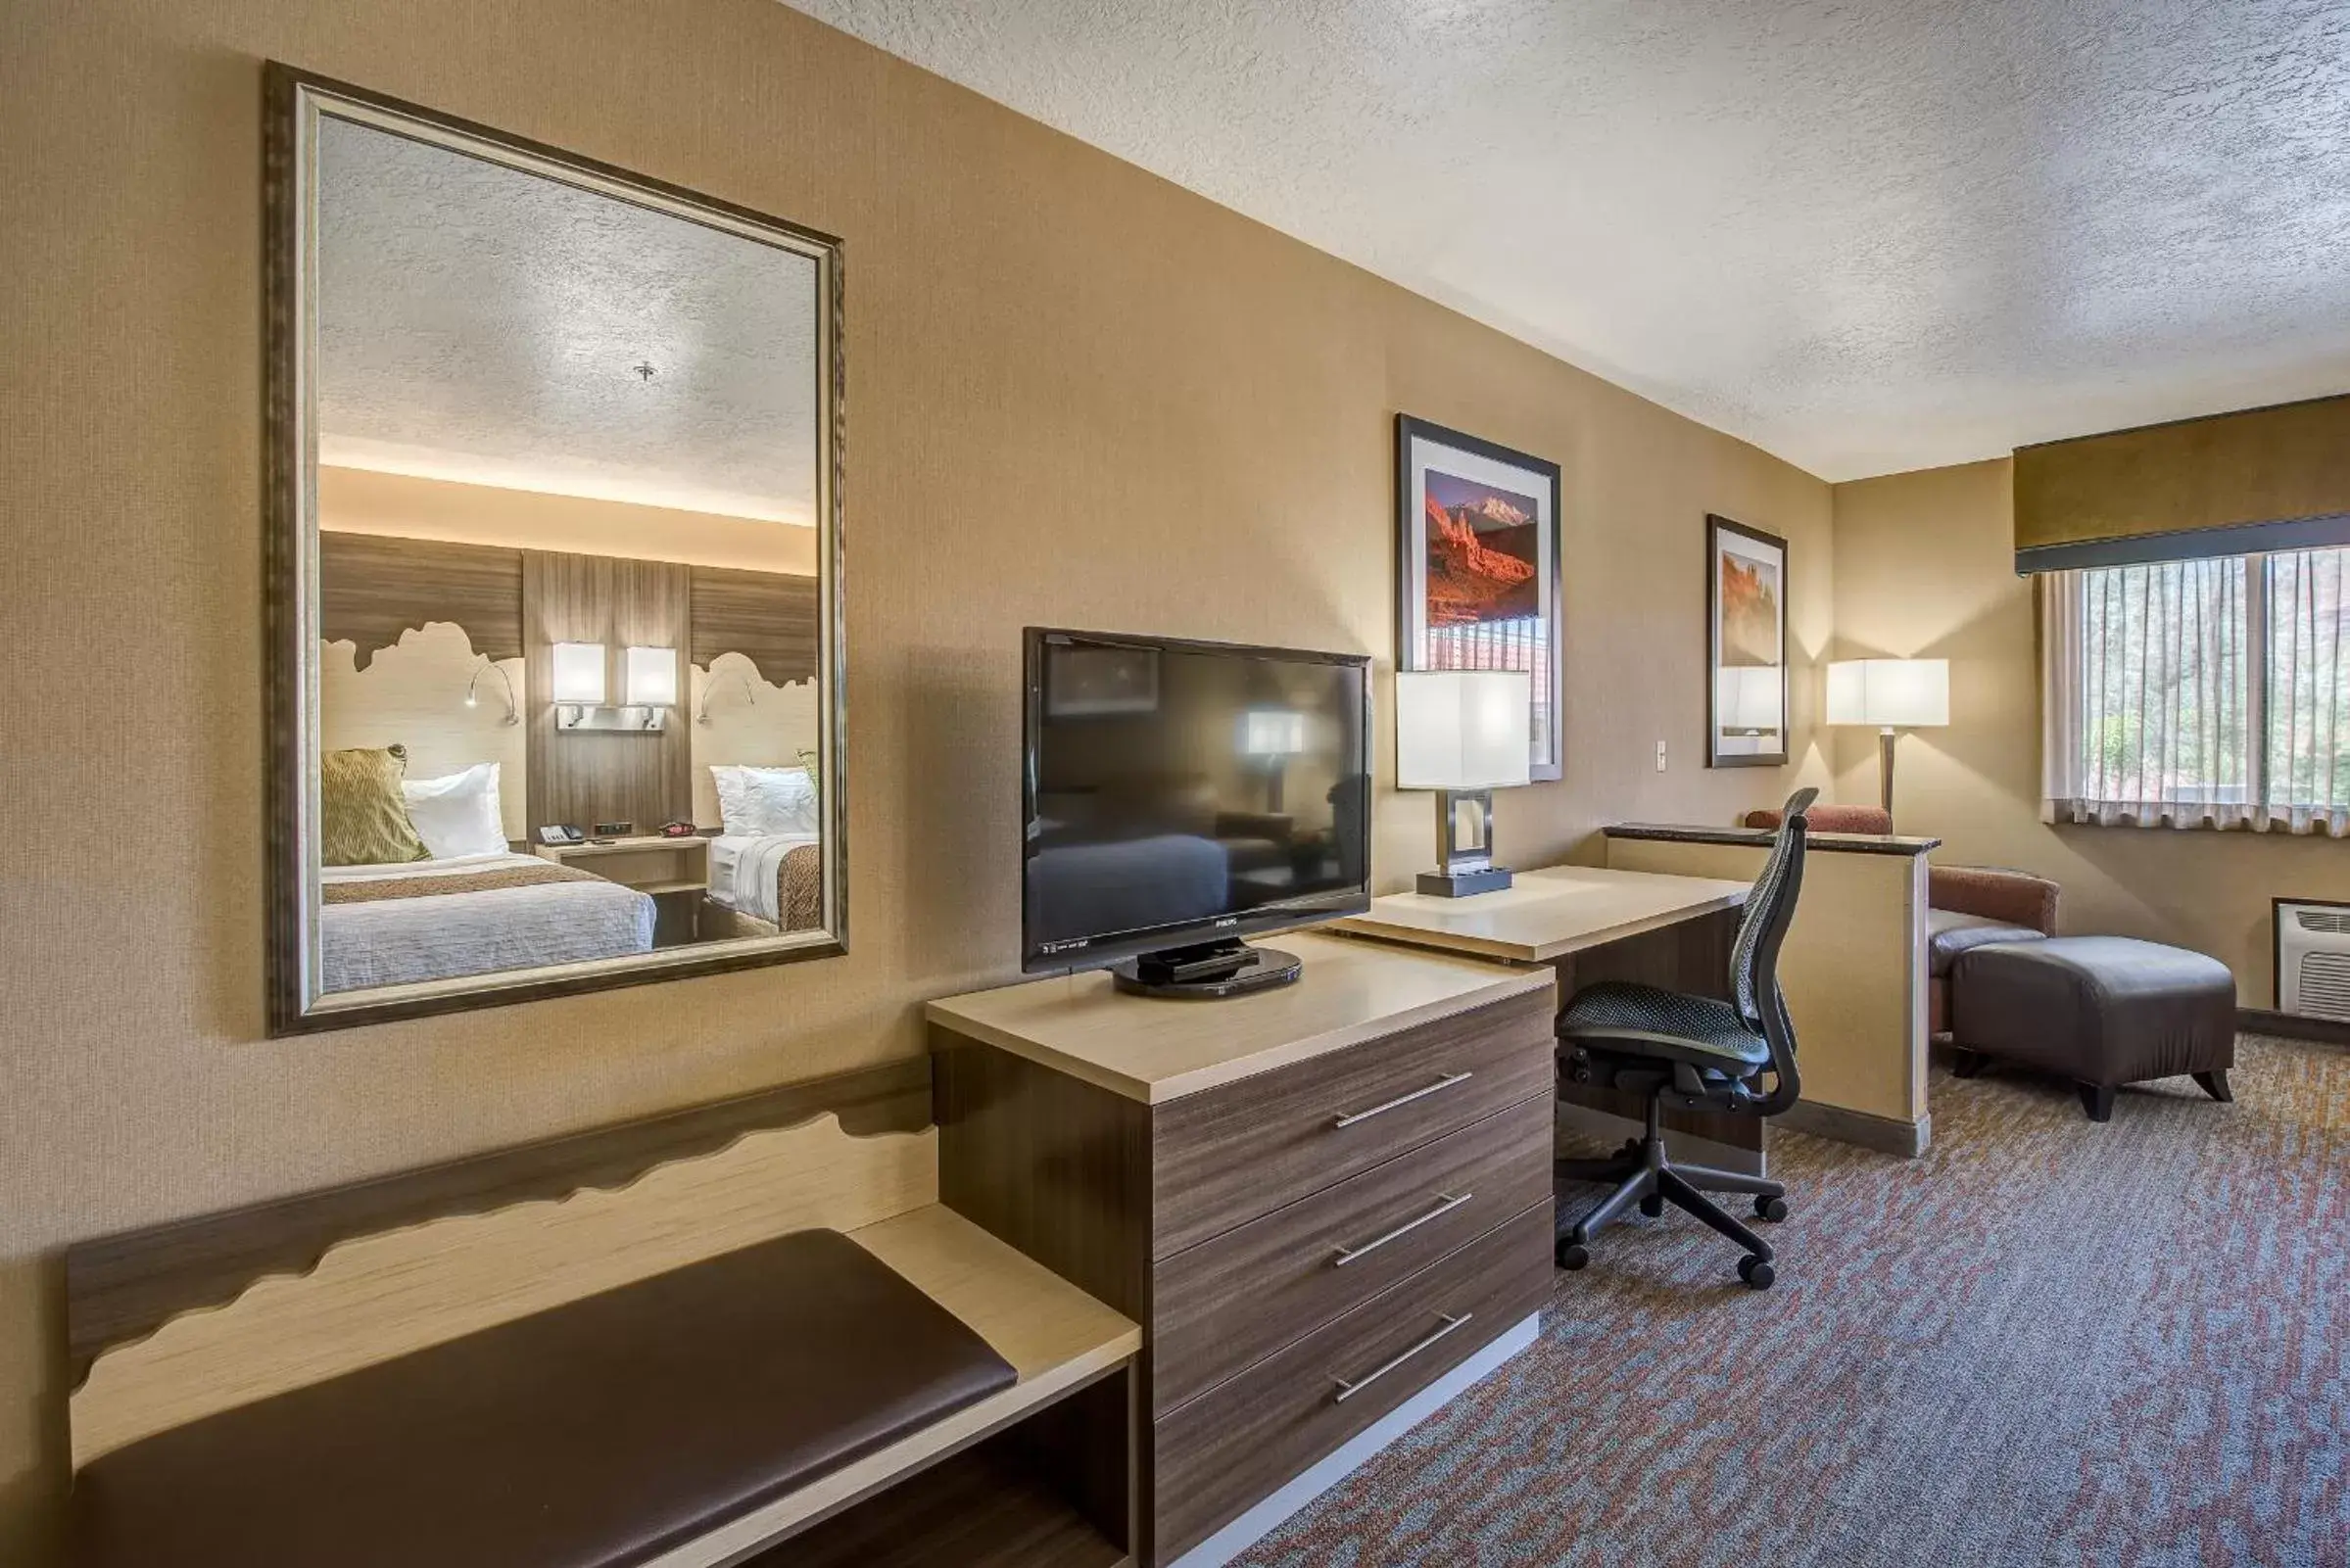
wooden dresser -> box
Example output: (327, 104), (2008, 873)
(927, 929), (1557, 1566)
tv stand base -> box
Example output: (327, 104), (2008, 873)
(1111, 944), (1303, 1000)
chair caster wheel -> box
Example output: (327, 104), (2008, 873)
(1754, 1196), (1789, 1222)
(1638, 1194), (1664, 1218)
(1557, 1242), (1590, 1271)
(1737, 1256), (1775, 1290)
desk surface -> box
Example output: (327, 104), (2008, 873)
(925, 928), (1552, 1105)
(1331, 864), (1751, 964)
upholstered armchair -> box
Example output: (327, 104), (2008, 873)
(1741, 806), (2061, 1033)
(1921, 865), (2060, 1033)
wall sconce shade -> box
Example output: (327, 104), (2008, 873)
(1241, 708), (1308, 757)
(551, 641), (606, 705)
(1714, 666), (1784, 734)
(624, 645), (679, 707)
(1396, 670), (1532, 790)
(1825, 659), (1948, 729)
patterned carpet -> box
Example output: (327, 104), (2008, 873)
(1235, 1035), (2350, 1567)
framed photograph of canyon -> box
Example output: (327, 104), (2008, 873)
(1395, 415), (1563, 781)
(1705, 513), (1790, 768)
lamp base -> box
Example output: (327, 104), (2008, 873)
(1417, 866), (1513, 898)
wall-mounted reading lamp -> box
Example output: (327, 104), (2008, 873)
(463, 656), (520, 726)
(696, 667), (760, 726)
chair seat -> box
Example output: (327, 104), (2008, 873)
(1559, 981), (1772, 1073)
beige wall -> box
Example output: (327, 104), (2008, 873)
(1, 0), (1831, 1540)
(1830, 457), (2350, 1004)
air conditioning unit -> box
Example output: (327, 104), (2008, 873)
(2277, 899), (2350, 1020)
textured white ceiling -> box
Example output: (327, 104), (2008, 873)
(318, 117), (820, 523)
(787, 0), (2350, 480)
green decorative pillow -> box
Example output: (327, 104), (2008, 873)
(319, 745), (429, 867)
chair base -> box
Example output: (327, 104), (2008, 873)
(1554, 1096), (1787, 1289)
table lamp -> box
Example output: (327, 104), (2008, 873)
(1241, 707), (1308, 811)
(1396, 669), (1531, 897)
(1825, 658), (1948, 821)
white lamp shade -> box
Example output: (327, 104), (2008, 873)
(1396, 670), (1532, 790)
(1715, 666), (1784, 732)
(1825, 658), (1948, 728)
(624, 644), (679, 707)
(551, 641), (607, 705)
(1240, 707), (1307, 756)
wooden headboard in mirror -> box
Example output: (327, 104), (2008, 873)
(265, 65), (845, 1032)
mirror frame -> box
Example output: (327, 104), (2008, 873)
(264, 64), (847, 1034)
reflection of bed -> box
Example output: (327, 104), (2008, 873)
(704, 833), (824, 934)
(1025, 833), (1229, 947)
(318, 852), (656, 992)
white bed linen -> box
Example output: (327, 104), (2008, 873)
(705, 833), (819, 925)
(319, 852), (656, 993)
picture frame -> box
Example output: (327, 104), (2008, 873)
(1395, 414), (1563, 781)
(1705, 513), (1790, 768)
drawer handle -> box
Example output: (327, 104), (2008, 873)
(1330, 1071), (1472, 1129)
(1331, 1312), (1473, 1403)
(1331, 1192), (1474, 1266)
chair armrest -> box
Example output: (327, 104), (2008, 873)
(1928, 865), (2059, 935)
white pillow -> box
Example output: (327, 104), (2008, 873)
(738, 766), (822, 841)
(402, 763), (508, 859)
(711, 764), (753, 837)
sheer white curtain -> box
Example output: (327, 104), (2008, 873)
(2267, 548), (2350, 834)
(2042, 548), (2350, 835)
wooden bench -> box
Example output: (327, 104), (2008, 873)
(63, 1061), (1140, 1567)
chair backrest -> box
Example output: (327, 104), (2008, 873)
(1729, 787), (1813, 1114)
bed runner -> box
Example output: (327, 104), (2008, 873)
(322, 862), (603, 905)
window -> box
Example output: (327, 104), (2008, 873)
(2044, 548), (2350, 832)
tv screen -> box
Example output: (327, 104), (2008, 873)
(1022, 630), (1372, 974)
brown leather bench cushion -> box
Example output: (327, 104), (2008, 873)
(72, 1227), (1018, 1568)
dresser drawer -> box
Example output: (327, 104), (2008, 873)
(1151, 1201), (1551, 1559)
(1151, 1093), (1550, 1413)
(1149, 989), (1554, 1258)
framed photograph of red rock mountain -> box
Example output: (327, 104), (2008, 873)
(1395, 416), (1564, 781)
(1706, 514), (1790, 768)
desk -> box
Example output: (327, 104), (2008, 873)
(1336, 865), (1749, 964)
(1333, 865), (1762, 1168)
(1605, 824), (1939, 1156)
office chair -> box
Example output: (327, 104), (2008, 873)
(1554, 787), (1813, 1289)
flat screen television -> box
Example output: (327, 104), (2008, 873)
(1022, 629), (1372, 995)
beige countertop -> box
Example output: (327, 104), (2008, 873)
(1330, 864), (1751, 964)
(924, 928), (1552, 1105)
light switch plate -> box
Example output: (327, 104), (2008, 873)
(1655, 740), (1668, 772)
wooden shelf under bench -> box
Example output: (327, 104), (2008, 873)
(927, 930), (1558, 1566)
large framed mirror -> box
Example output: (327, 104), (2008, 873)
(265, 65), (845, 1033)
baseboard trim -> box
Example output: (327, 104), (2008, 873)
(2239, 1007), (2350, 1046)
(1778, 1099), (1931, 1158)
(1166, 1312), (1541, 1568)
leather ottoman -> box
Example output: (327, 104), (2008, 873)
(1949, 936), (2237, 1121)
